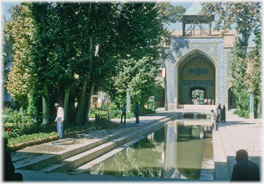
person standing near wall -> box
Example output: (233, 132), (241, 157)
(120, 104), (126, 124)
(54, 103), (64, 139)
(221, 105), (226, 123)
(211, 110), (217, 131)
(134, 102), (140, 124)
(217, 104), (221, 123)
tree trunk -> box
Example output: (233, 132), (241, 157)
(75, 80), (88, 125)
(40, 5), (50, 124)
(63, 42), (70, 125)
(68, 84), (76, 125)
(75, 36), (93, 125)
(63, 86), (70, 124)
(83, 81), (94, 123)
(42, 81), (50, 124)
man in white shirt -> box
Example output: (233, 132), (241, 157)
(54, 103), (64, 139)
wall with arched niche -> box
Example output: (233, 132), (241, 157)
(166, 38), (224, 110)
(177, 52), (215, 104)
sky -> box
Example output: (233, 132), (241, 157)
(1, 1), (256, 46)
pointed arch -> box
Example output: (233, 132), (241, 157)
(175, 48), (217, 105)
(175, 48), (217, 68)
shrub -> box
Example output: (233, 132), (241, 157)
(101, 104), (108, 111)
(94, 114), (118, 129)
(109, 110), (120, 119)
(233, 110), (239, 114)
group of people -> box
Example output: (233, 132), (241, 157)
(53, 101), (140, 140)
(211, 104), (226, 131)
(210, 105), (260, 181)
(217, 104), (226, 123)
(120, 102), (140, 124)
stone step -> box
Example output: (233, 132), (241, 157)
(212, 129), (231, 181)
(71, 135), (146, 174)
(217, 126), (236, 178)
(16, 114), (177, 171)
(43, 115), (178, 173)
(178, 105), (216, 110)
(16, 154), (61, 171)
(39, 164), (65, 172)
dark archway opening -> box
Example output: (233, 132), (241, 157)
(228, 87), (237, 109)
(155, 87), (165, 108)
(177, 49), (215, 106)
(190, 87), (205, 105)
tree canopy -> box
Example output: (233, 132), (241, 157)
(202, 2), (262, 118)
(3, 2), (172, 125)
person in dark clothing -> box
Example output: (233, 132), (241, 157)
(120, 104), (126, 124)
(216, 104), (221, 123)
(231, 149), (260, 181)
(221, 105), (226, 123)
(134, 102), (140, 124)
(3, 137), (23, 182)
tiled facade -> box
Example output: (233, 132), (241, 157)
(165, 37), (233, 110)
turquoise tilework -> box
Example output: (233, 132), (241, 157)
(169, 38), (224, 104)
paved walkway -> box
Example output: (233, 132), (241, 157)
(10, 109), (262, 182)
(213, 109), (262, 181)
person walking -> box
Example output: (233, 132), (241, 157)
(54, 103), (64, 139)
(211, 110), (217, 131)
(221, 105), (226, 123)
(217, 104), (221, 123)
(231, 149), (260, 181)
(134, 102), (140, 124)
(120, 104), (126, 124)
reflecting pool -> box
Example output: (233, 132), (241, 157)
(85, 120), (213, 180)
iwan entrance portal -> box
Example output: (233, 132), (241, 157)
(177, 50), (215, 105)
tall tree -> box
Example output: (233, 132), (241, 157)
(248, 19), (262, 117)
(72, 2), (171, 125)
(4, 2), (171, 126)
(4, 4), (44, 119)
(104, 57), (162, 110)
(201, 2), (262, 117)
(201, 2), (261, 57)
(165, 3), (186, 23)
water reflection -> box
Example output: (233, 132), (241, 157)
(86, 121), (213, 180)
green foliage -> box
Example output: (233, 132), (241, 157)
(202, 2), (262, 118)
(139, 107), (156, 116)
(94, 114), (118, 129)
(4, 2), (171, 126)
(233, 109), (239, 114)
(101, 104), (108, 111)
(201, 2), (261, 42)
(6, 131), (58, 148)
(105, 57), (162, 110)
(165, 3), (186, 23)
